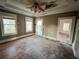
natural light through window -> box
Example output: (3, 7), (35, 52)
(26, 17), (33, 32)
(37, 20), (42, 26)
(3, 19), (17, 35)
(63, 23), (70, 32)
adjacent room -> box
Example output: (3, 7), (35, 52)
(0, 0), (79, 59)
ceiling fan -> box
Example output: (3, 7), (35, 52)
(17, 0), (57, 13)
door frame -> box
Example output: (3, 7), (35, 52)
(57, 16), (76, 44)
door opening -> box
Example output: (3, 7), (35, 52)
(57, 17), (75, 44)
(36, 18), (43, 36)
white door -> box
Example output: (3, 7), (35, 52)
(57, 17), (75, 44)
(36, 19), (43, 36)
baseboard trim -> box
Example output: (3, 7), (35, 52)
(43, 35), (56, 40)
(0, 33), (34, 44)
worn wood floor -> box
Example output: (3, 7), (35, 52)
(0, 35), (75, 59)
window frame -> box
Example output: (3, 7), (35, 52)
(1, 17), (17, 36)
(25, 17), (33, 33)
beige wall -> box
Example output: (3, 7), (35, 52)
(0, 11), (77, 40)
(42, 15), (58, 39)
(17, 14), (35, 36)
(38, 11), (77, 40)
(17, 14), (26, 35)
(0, 12), (35, 39)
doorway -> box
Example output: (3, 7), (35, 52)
(36, 18), (43, 36)
(57, 17), (75, 44)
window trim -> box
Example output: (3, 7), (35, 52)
(1, 17), (17, 36)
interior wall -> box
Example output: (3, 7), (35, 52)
(0, 16), (2, 39)
(38, 11), (77, 40)
(43, 15), (58, 39)
(0, 12), (35, 40)
(17, 14), (35, 35)
(33, 17), (36, 33)
(17, 14), (26, 35)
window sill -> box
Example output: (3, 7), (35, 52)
(0, 33), (34, 44)
(2, 33), (17, 37)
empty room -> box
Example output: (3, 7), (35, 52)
(0, 0), (79, 59)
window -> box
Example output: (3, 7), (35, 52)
(37, 20), (42, 26)
(63, 23), (70, 32)
(25, 17), (33, 32)
(2, 18), (17, 35)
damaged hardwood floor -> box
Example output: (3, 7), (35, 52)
(0, 35), (75, 59)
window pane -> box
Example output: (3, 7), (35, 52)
(25, 17), (33, 32)
(3, 19), (16, 35)
(63, 23), (70, 32)
(26, 21), (33, 32)
(3, 19), (16, 24)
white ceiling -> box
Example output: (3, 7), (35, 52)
(0, 0), (79, 17)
